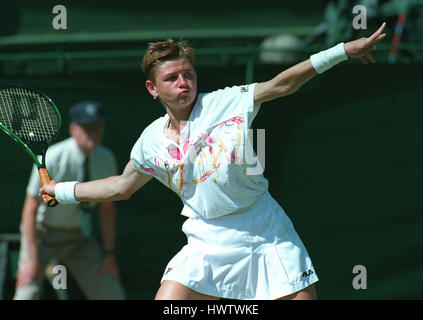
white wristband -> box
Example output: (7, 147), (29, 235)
(55, 181), (79, 204)
(310, 43), (348, 74)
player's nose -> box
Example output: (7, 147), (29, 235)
(177, 74), (188, 87)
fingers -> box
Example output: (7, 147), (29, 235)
(368, 22), (387, 43)
(39, 187), (47, 197)
(350, 22), (386, 64)
(373, 33), (387, 43)
(360, 52), (376, 65)
(39, 181), (56, 197)
(366, 51), (376, 63)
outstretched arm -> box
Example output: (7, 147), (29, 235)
(254, 22), (387, 105)
(40, 160), (153, 203)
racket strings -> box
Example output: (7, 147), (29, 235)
(0, 89), (45, 142)
(0, 88), (60, 144)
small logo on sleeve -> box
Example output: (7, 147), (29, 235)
(301, 269), (314, 279)
(240, 86), (249, 93)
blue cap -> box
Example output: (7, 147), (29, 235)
(69, 101), (104, 125)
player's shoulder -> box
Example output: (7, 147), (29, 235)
(138, 115), (166, 142)
(131, 115), (166, 155)
(207, 84), (248, 95)
(201, 84), (251, 103)
(146, 115), (166, 132)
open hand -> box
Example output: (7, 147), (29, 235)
(344, 22), (387, 64)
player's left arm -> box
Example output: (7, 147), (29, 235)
(254, 22), (387, 106)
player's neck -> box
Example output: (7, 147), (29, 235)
(165, 105), (193, 134)
(164, 94), (197, 134)
(167, 117), (187, 136)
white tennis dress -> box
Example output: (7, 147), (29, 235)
(131, 83), (318, 299)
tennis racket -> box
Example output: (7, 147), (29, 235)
(0, 85), (61, 207)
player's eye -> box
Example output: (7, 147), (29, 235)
(164, 75), (177, 81)
(184, 72), (194, 79)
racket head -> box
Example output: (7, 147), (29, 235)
(0, 84), (62, 166)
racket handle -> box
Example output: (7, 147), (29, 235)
(38, 168), (59, 207)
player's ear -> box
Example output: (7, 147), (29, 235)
(145, 80), (158, 99)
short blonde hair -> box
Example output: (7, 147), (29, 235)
(141, 39), (195, 81)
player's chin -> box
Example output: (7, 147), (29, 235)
(178, 92), (196, 105)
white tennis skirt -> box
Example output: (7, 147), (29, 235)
(161, 192), (318, 300)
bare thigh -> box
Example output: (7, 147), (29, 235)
(156, 281), (316, 300)
(275, 284), (317, 300)
(155, 280), (219, 300)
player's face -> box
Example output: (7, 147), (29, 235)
(70, 121), (104, 155)
(147, 58), (197, 111)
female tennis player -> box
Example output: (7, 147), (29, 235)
(41, 22), (386, 300)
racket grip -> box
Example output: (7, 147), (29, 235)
(38, 168), (59, 207)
